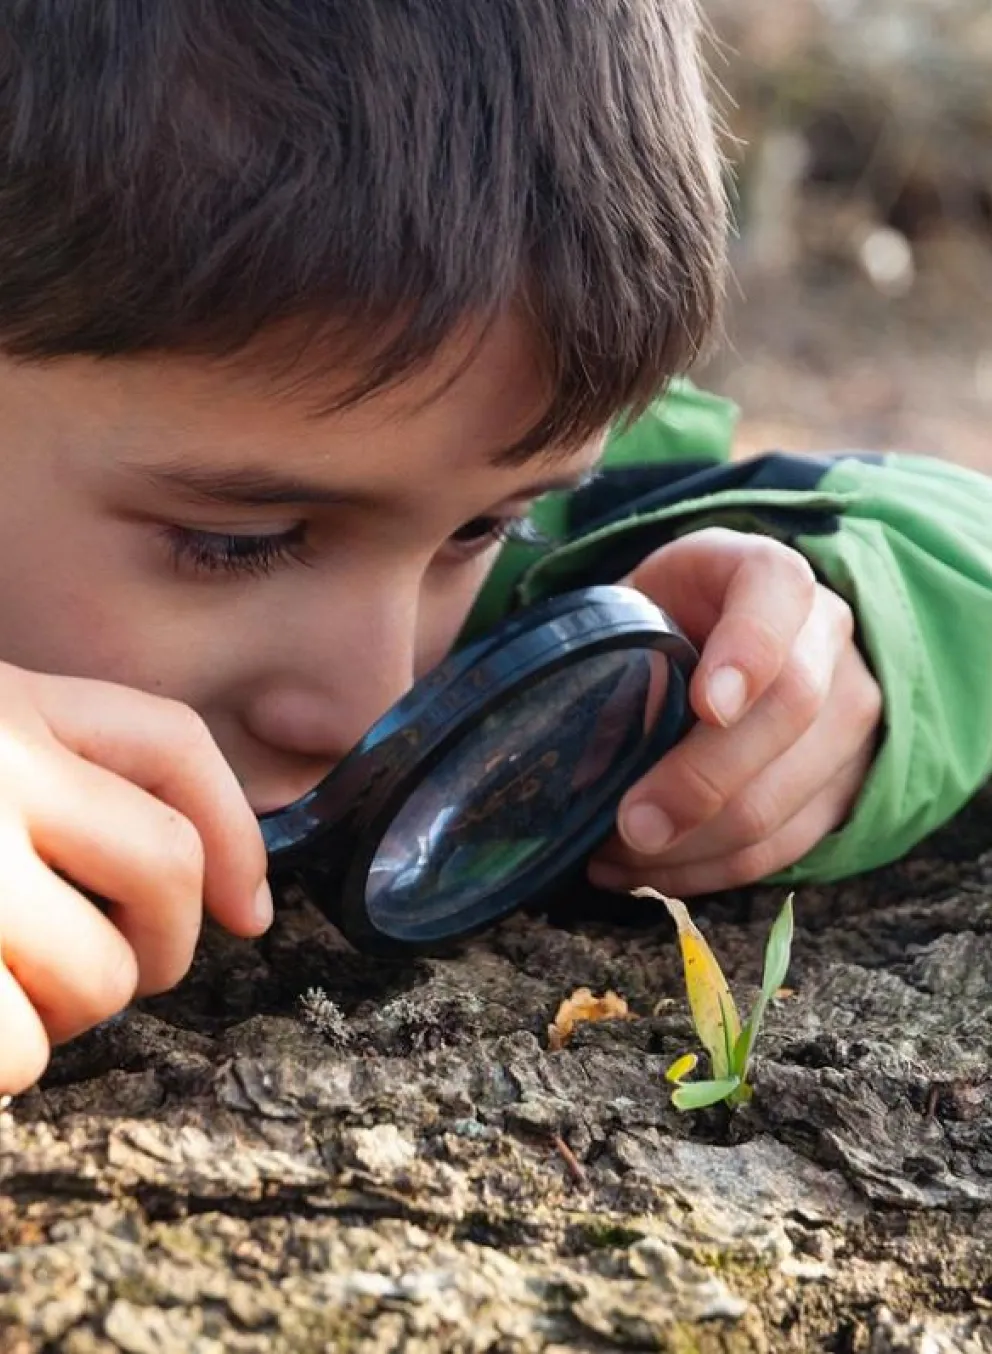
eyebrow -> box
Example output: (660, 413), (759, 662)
(133, 461), (597, 508)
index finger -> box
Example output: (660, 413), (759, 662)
(28, 673), (270, 936)
(628, 528), (817, 727)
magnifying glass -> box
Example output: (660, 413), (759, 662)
(260, 585), (698, 953)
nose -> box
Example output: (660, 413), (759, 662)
(242, 577), (419, 789)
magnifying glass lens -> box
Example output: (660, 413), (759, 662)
(365, 647), (670, 938)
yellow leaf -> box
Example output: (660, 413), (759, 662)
(548, 987), (632, 1048)
(634, 887), (740, 1079)
(665, 1052), (698, 1084)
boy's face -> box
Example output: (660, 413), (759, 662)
(0, 316), (600, 811)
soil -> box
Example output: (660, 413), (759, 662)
(2, 775), (991, 1353)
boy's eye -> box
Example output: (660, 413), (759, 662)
(448, 514), (544, 552)
(162, 513), (545, 578)
(162, 524), (309, 577)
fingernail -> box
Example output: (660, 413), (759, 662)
(619, 802), (675, 855)
(252, 879), (274, 931)
(708, 665), (747, 726)
(588, 863), (627, 892)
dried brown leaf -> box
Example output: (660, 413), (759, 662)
(548, 987), (633, 1048)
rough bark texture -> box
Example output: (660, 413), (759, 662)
(2, 784), (991, 1352)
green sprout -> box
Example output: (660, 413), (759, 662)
(634, 888), (795, 1111)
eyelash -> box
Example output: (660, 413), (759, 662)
(162, 524), (310, 578)
(163, 515), (545, 578)
(449, 515), (546, 549)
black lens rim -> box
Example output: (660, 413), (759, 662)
(260, 586), (698, 951)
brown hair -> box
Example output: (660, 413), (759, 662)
(0, 0), (726, 454)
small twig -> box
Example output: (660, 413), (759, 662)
(550, 1132), (588, 1190)
(924, 1084), (940, 1119)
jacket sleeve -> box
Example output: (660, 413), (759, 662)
(468, 386), (992, 884)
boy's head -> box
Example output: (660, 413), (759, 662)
(0, 0), (725, 809)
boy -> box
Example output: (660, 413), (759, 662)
(0, 0), (988, 1097)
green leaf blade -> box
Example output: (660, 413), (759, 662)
(719, 992), (737, 1077)
(671, 1077), (741, 1112)
(761, 894), (795, 1002)
(732, 1013), (755, 1079)
(733, 895), (796, 1084)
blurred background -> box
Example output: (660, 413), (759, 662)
(696, 0), (992, 470)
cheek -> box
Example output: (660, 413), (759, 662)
(0, 525), (234, 701)
(0, 548), (144, 683)
(0, 579), (205, 696)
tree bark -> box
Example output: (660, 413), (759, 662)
(2, 787), (991, 1352)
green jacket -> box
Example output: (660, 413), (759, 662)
(469, 380), (992, 886)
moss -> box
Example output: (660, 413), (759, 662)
(578, 1221), (647, 1251)
(275, 1305), (370, 1354)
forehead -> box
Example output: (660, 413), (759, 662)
(31, 311), (588, 491)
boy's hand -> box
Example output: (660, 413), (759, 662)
(0, 664), (271, 1097)
(588, 528), (882, 897)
